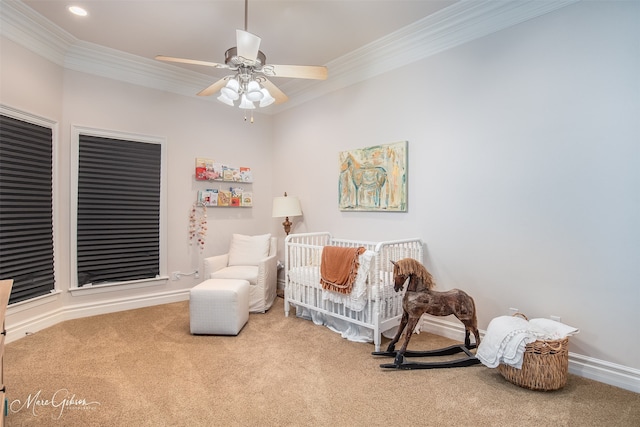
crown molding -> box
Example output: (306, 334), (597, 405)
(64, 40), (215, 97)
(270, 0), (580, 113)
(2, 0), (580, 115)
(0, 0), (74, 65)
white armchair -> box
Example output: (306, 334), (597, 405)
(203, 234), (277, 313)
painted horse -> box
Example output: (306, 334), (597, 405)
(386, 258), (481, 364)
(340, 154), (387, 208)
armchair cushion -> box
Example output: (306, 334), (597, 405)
(228, 233), (271, 266)
(211, 265), (259, 285)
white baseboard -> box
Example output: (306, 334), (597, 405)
(418, 316), (640, 394)
(568, 353), (640, 393)
(6, 289), (190, 344)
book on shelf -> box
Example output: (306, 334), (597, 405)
(217, 190), (231, 206)
(195, 158), (216, 181)
(230, 187), (243, 207)
(239, 167), (252, 182)
(197, 189), (218, 206)
(222, 167), (236, 182)
(197, 188), (252, 208)
(196, 158), (229, 181)
(241, 192), (253, 207)
(195, 158), (252, 182)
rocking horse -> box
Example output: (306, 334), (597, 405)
(372, 258), (482, 370)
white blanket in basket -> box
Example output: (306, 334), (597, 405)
(477, 315), (579, 369)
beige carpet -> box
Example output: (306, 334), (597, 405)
(5, 297), (639, 426)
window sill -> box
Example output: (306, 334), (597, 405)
(7, 290), (62, 314)
(70, 276), (170, 297)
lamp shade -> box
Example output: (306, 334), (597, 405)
(217, 93), (235, 106)
(239, 94), (256, 109)
(221, 78), (240, 100)
(272, 195), (302, 218)
(259, 88), (275, 107)
(246, 81), (264, 102)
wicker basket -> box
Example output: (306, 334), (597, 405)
(498, 314), (570, 391)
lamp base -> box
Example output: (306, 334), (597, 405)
(282, 217), (292, 235)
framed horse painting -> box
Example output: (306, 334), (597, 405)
(338, 141), (407, 212)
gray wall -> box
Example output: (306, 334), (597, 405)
(271, 1), (639, 370)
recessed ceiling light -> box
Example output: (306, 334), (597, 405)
(68, 5), (88, 17)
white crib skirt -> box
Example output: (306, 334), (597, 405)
(296, 306), (372, 342)
(294, 304), (399, 344)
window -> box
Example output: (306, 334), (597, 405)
(72, 126), (166, 288)
(0, 109), (56, 304)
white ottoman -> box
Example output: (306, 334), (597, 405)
(189, 279), (250, 335)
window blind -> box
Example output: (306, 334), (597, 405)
(77, 135), (161, 286)
(0, 114), (55, 304)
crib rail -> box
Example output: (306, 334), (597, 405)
(284, 232), (423, 351)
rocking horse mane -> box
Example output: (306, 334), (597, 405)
(394, 258), (436, 291)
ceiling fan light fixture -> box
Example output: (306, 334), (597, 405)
(221, 78), (240, 100)
(155, 0), (328, 119)
(239, 94), (256, 110)
(259, 88), (275, 107)
(246, 81), (264, 102)
(217, 93), (235, 106)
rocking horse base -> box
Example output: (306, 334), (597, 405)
(373, 344), (481, 370)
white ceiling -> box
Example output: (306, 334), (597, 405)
(8, 0), (579, 112)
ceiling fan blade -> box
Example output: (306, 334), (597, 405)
(197, 78), (229, 97)
(236, 29), (261, 63)
(261, 79), (289, 105)
(268, 64), (328, 80)
(155, 55), (229, 69)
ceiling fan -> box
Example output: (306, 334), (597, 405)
(155, 0), (328, 110)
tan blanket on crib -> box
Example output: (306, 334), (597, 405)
(320, 246), (366, 294)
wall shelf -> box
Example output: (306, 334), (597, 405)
(195, 158), (253, 207)
(195, 157), (252, 183)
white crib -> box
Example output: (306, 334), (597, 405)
(284, 232), (423, 351)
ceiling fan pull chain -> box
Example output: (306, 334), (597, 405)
(242, 110), (254, 124)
